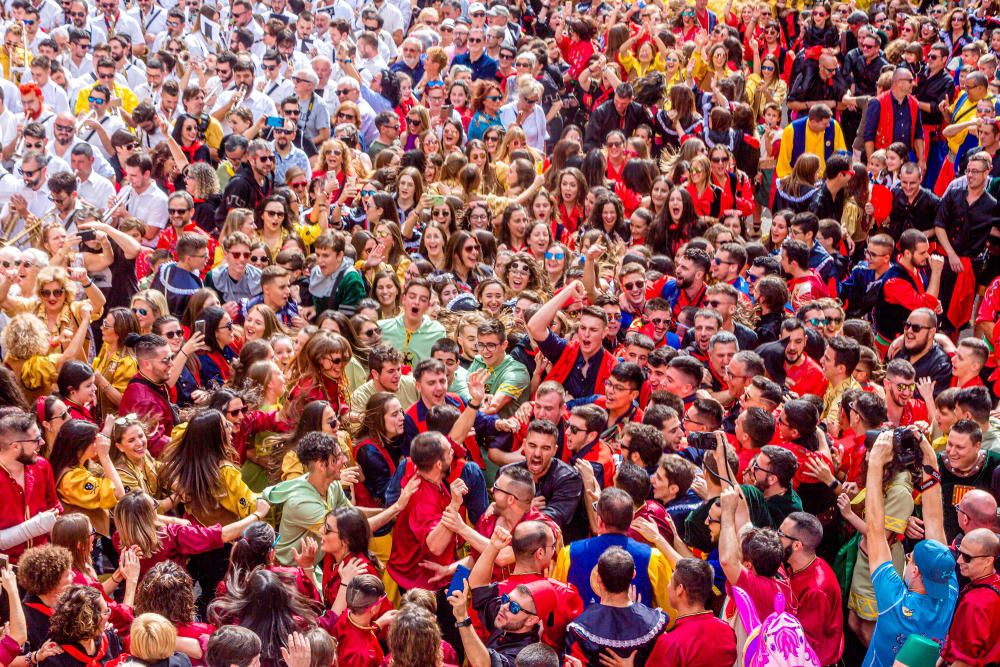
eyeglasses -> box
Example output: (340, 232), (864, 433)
(360, 189), (376, 197)
(500, 593), (535, 616)
(362, 326), (381, 337)
(476, 341), (500, 353)
(895, 382), (917, 393)
(776, 530), (801, 543)
(257, 155), (276, 162)
(158, 354), (175, 364)
(606, 141), (623, 148)
(491, 483), (528, 503)
(544, 252), (565, 260)
(289, 181), (308, 188)
(292, 76), (311, 85)
(324, 355), (345, 366)
(826, 317), (843, 325)
(19, 167), (39, 177)
(565, 423), (587, 435)
(264, 209), (285, 217)
(711, 156), (728, 164)
(336, 88), (352, 96)
(168, 208), (190, 215)
(649, 317), (669, 327)
(274, 127), (293, 135)
(507, 264), (529, 275)
(623, 281), (644, 291)
(751, 459), (775, 475)
(903, 322), (933, 332)
(87, 96), (107, 105)
(40, 288), (65, 298)
(485, 95), (503, 101)
(407, 117), (422, 125)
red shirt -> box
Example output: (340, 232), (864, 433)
(941, 571), (1000, 666)
(331, 612), (384, 667)
(490, 574), (583, 652)
(322, 552), (393, 618)
(646, 611), (737, 667)
(628, 500), (674, 546)
(897, 398), (929, 427)
(473, 508), (561, 581)
(388, 475), (456, 590)
(951, 374), (985, 388)
(724, 567), (797, 622)
(789, 557), (844, 666)
(156, 222), (218, 279)
(0, 458), (61, 562)
(785, 356), (829, 399)
(113, 522), (223, 579)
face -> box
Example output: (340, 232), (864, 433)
(506, 258), (531, 292)
(382, 398), (405, 437)
(902, 313), (934, 352)
(780, 327), (807, 365)
(402, 285), (431, 321)
(946, 430), (980, 471)
(884, 372), (916, 407)
(522, 431), (557, 478)
(705, 502), (722, 541)
(416, 370), (448, 405)
(480, 283), (504, 314)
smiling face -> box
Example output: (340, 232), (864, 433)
(115, 423), (148, 461)
(480, 283), (504, 314)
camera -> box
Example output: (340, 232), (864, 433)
(863, 427), (921, 466)
(686, 431), (718, 450)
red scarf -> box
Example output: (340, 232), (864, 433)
(544, 341), (615, 390)
(180, 140), (204, 162)
(60, 635), (109, 667)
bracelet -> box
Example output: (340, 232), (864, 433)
(468, 402), (481, 410)
(178, 349), (189, 358)
(111, 571), (124, 584)
(826, 478), (840, 491)
(82, 280), (94, 288)
(454, 617), (472, 629)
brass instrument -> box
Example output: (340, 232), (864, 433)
(231, 84), (248, 109)
(101, 184), (132, 224)
(0, 210), (52, 248)
(76, 110), (97, 138)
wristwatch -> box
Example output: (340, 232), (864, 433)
(455, 617), (473, 629)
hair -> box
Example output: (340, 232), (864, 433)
(658, 455), (697, 495)
(741, 528), (784, 578)
(135, 560), (198, 624)
(786, 512), (823, 553)
(327, 506), (382, 571)
(205, 626), (263, 667)
(48, 585), (104, 643)
(957, 385), (995, 423)
(260, 400), (331, 480)
(130, 613), (177, 662)
(159, 410), (237, 519)
(17, 544), (72, 596)
(113, 491), (164, 558)
(623, 423), (664, 466)
(388, 605), (441, 667)
(672, 557), (715, 606)
(48, 419), (99, 482)
(759, 445), (799, 488)
(596, 546), (634, 594)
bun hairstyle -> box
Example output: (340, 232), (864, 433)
(124, 332), (143, 347)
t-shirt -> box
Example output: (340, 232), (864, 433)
(938, 450), (1000, 542)
(862, 560), (958, 667)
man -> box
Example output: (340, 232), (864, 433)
(118, 334), (177, 456)
(121, 152), (168, 244)
(790, 213), (838, 288)
(379, 277), (448, 366)
(776, 103), (847, 178)
(593, 364), (644, 445)
(332, 75), (377, 144)
(719, 351), (766, 432)
(450, 573), (543, 666)
(662, 356), (704, 408)
(776, 318), (829, 398)
(809, 154), (855, 221)
(553, 488), (673, 609)
(788, 54), (850, 119)
(527, 281), (615, 401)
(746, 446), (804, 527)
(367, 110), (399, 159)
(733, 407), (776, 476)
(241, 266), (300, 328)
(151, 233), (208, 317)
(77, 84), (125, 160)
(502, 420), (582, 532)
(703, 329), (737, 394)
(937, 152), (997, 326)
(402, 358), (485, 449)
(388, 431), (467, 591)
(452, 26), (497, 80)
(264, 431), (401, 567)
(350, 344), (419, 420)
(647, 558), (737, 666)
(840, 234), (891, 319)
(0, 151), (50, 244)
(645, 247), (710, 319)
(156, 191), (217, 272)
(864, 67), (925, 164)
(782, 239), (830, 311)
(0, 411), (60, 562)
(862, 430), (958, 666)
(563, 405), (615, 490)
(259, 50), (294, 105)
(893, 308), (953, 396)
(212, 56), (277, 125)
(493, 382), (569, 468)
(937, 420), (1000, 541)
(205, 231), (261, 304)
(290, 68), (330, 146)
(940, 528), (1000, 666)
(952, 489), (998, 541)
(467, 319), (529, 418)
(303, 231), (363, 317)
(390, 38), (423, 83)
(916, 43), (952, 161)
(777, 512), (844, 666)
(563, 547), (668, 664)
(954, 386), (1000, 453)
(873, 230), (943, 348)
(889, 164), (941, 240)
(74, 57), (137, 115)
(55, 113), (113, 183)
(651, 454), (700, 523)
(842, 30), (888, 144)
(881, 359), (929, 427)
(821, 336), (862, 433)
(754, 276), (788, 344)
(583, 83), (651, 152)
(220, 139), (275, 220)
(710, 243), (750, 298)
(951, 338), (989, 388)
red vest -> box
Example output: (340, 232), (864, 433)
(351, 438), (398, 508)
(874, 91), (919, 150)
(543, 341), (616, 394)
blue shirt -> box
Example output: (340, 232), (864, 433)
(451, 51), (498, 80)
(862, 560), (958, 667)
(862, 95), (924, 150)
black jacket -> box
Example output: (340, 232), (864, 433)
(216, 163), (275, 224)
(583, 99), (652, 151)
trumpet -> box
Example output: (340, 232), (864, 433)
(11, 134), (23, 160)
(0, 210), (51, 248)
(101, 184), (132, 224)
(76, 110), (97, 137)
(179, 51), (191, 65)
(231, 84), (248, 109)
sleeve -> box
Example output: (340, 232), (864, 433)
(542, 468), (582, 527)
(934, 190), (954, 229)
(871, 559), (907, 611)
(535, 331), (568, 365)
(941, 590), (995, 665)
(19, 355), (57, 392)
(356, 444), (393, 502)
(976, 277), (1000, 323)
(776, 125), (794, 178)
(550, 545), (571, 583)
(648, 549), (674, 611)
(219, 465), (257, 519)
(172, 523), (225, 555)
(0, 509), (57, 550)
(882, 278), (940, 311)
(833, 121), (847, 153)
(882, 481), (915, 534)
(57, 467), (118, 510)
(862, 98), (881, 143)
(407, 495), (444, 548)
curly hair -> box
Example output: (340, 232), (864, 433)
(48, 585), (104, 643)
(0, 312), (50, 361)
(17, 545), (72, 596)
(184, 161), (221, 198)
(34, 265), (74, 300)
(134, 560), (197, 624)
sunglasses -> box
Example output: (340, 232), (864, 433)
(257, 155), (276, 162)
(544, 252), (565, 260)
(40, 288), (65, 298)
(250, 255), (268, 263)
(227, 405), (249, 416)
(168, 208), (190, 215)
(363, 326), (382, 336)
(162, 329), (184, 339)
(903, 322), (933, 332)
(360, 189), (377, 197)
(623, 281), (643, 291)
(500, 593), (535, 616)
(895, 382), (917, 393)
(132, 307), (149, 316)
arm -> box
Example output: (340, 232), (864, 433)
(449, 370), (488, 442)
(581, 242), (605, 304)
(717, 488), (746, 584)
(527, 279), (586, 343)
(1, 565), (25, 645)
(365, 476), (420, 533)
(167, 332), (205, 388)
(425, 479), (466, 555)
(57, 302), (95, 367)
(864, 432), (894, 574)
(448, 586), (491, 667)
(81, 220), (142, 259)
(95, 432), (127, 500)
(220, 498), (272, 541)
(918, 433), (945, 544)
(468, 525), (511, 589)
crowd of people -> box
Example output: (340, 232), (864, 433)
(2, 0), (1000, 665)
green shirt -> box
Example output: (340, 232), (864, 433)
(378, 314), (447, 366)
(467, 354), (530, 418)
(262, 475), (352, 567)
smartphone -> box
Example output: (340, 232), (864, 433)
(448, 563), (471, 597)
(265, 115), (284, 128)
(440, 103), (453, 121)
(194, 320), (206, 336)
(0, 554), (8, 570)
(78, 230), (96, 243)
(431, 194), (446, 206)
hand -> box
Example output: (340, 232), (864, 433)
(513, 401), (533, 425)
(35, 641), (62, 662)
(68, 266), (88, 283)
(119, 547), (141, 583)
(803, 454), (835, 485)
(449, 477), (469, 507)
(869, 431), (894, 468)
(291, 537), (318, 569)
(630, 516), (660, 544)
(95, 433), (112, 459)
(598, 648), (636, 667)
(836, 492), (855, 518)
(440, 507), (466, 535)
(467, 368), (488, 406)
(337, 557), (366, 583)
(530, 496), (547, 511)
(566, 279), (587, 302)
(447, 580), (469, 619)
(495, 418), (521, 432)
(905, 516), (926, 540)
(841, 481), (859, 497)
(254, 498), (271, 518)
(585, 242), (606, 262)
(0, 564), (16, 593)
(396, 475), (421, 510)
(419, 559), (454, 587)
(489, 525), (512, 550)
(948, 251), (964, 273)
(927, 253), (945, 275)
(339, 465), (361, 486)
(690, 474), (709, 500)
(365, 242), (386, 268)
(916, 376), (936, 405)
(8, 194), (27, 216)
(280, 632), (311, 667)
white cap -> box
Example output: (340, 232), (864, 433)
(469, 2), (486, 14)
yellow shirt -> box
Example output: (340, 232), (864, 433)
(93, 346), (138, 395)
(115, 454), (162, 498)
(619, 51), (666, 80)
(74, 82), (139, 115)
(776, 120), (847, 178)
(945, 93), (998, 154)
(57, 465), (118, 510)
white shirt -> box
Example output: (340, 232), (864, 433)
(50, 138), (115, 180)
(498, 102), (548, 152)
(127, 182), (169, 239)
(0, 79), (19, 114)
(213, 87), (277, 125)
(40, 81), (70, 114)
(76, 169), (116, 209)
(63, 55), (95, 82)
(99, 13), (144, 47)
(80, 113), (126, 159)
(261, 76), (295, 105)
(0, 108), (16, 148)
(128, 4), (167, 38)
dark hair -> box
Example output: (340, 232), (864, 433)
(741, 408), (776, 449)
(759, 445), (798, 488)
(296, 431), (341, 466)
(827, 335), (861, 375)
(610, 362), (645, 391)
(672, 557), (714, 606)
(957, 385), (994, 423)
(597, 487), (635, 532)
(56, 360), (95, 399)
(740, 528), (784, 578)
(515, 643), (560, 667)
(206, 626), (263, 667)
(48, 419), (99, 481)
(411, 431), (448, 471)
(225, 522), (276, 590)
(569, 404), (608, 435)
(623, 423), (664, 466)
(48, 585), (104, 643)
(614, 462), (651, 508)
(596, 546), (634, 593)
(786, 512), (823, 552)
(135, 560), (197, 624)
(328, 506), (381, 571)
(952, 418), (984, 445)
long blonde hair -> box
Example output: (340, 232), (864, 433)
(113, 491), (163, 558)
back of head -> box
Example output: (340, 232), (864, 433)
(515, 643), (561, 667)
(206, 626), (262, 667)
(129, 613), (177, 662)
(597, 487), (635, 533)
(596, 546), (634, 595)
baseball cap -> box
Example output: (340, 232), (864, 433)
(912, 540), (956, 600)
(488, 5), (510, 17)
(469, 2), (486, 13)
(441, 18), (455, 29)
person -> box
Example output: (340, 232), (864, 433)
(891, 308), (954, 397)
(43, 585), (125, 667)
(939, 528), (1000, 666)
(118, 334), (178, 457)
(776, 104), (848, 179)
(864, 68), (925, 165)
(0, 410), (60, 561)
(873, 230), (943, 349)
(378, 277), (447, 366)
(583, 84), (651, 152)
(861, 429), (958, 666)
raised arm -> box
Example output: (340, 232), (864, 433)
(864, 431), (894, 574)
(918, 430), (946, 545)
(527, 280), (586, 343)
(717, 488), (745, 584)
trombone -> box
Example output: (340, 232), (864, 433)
(101, 184), (132, 224)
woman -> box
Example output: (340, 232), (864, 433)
(132, 289), (170, 335)
(657, 85), (703, 151)
(58, 361), (99, 424)
(374, 219), (412, 282)
(448, 80), (473, 129)
(475, 278), (506, 318)
(482, 126), (505, 160)
(746, 52), (788, 121)
(387, 605), (445, 667)
(243, 303), (285, 342)
(240, 360), (287, 488)
(463, 200), (493, 233)
(467, 79), (504, 142)
(151, 316), (202, 408)
(285, 332), (352, 421)
(44, 585), (124, 667)
(92, 307), (141, 416)
(774, 153), (821, 214)
(417, 221), (449, 270)
(648, 187), (698, 256)
(499, 251), (547, 297)
(134, 562), (215, 665)
(221, 521), (319, 601)
(554, 167), (587, 240)
(51, 514), (140, 625)
(444, 230), (491, 293)
(180, 289), (221, 336)
(0, 265), (104, 357)
(227, 341), (274, 393)
(113, 490), (269, 579)
(604, 130), (629, 185)
(618, 28), (667, 80)
(543, 243), (572, 290)
(313, 140), (355, 201)
(525, 221), (552, 262)
(184, 163), (223, 236)
(441, 118), (465, 155)
(708, 145), (754, 218)
(256, 196), (294, 258)
(802, 1), (840, 49)
(370, 269), (402, 319)
(207, 388), (285, 471)
(351, 392), (405, 509)
(260, 400), (339, 483)
(122, 613), (194, 667)
(320, 506), (393, 616)
(642, 175), (671, 220)
(394, 167), (424, 226)
(111, 416), (170, 506)
(50, 419), (126, 538)
(466, 140), (504, 196)
(628, 208), (653, 247)
(218, 209), (257, 245)
(171, 114), (212, 166)
(497, 204), (530, 253)
(584, 193), (629, 244)
(159, 410), (262, 610)
(193, 307), (238, 388)
(207, 569), (315, 667)
(942, 7), (972, 59)
(38, 394), (71, 456)
(400, 106), (432, 152)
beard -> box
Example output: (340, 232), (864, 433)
(677, 274), (693, 290)
(16, 451), (37, 465)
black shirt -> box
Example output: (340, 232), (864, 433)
(500, 458), (582, 531)
(844, 49), (889, 97)
(471, 583), (540, 667)
(937, 449), (1000, 541)
(915, 68), (954, 126)
(934, 184), (998, 258)
(897, 343), (954, 397)
(889, 184), (941, 239)
(808, 183), (846, 220)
